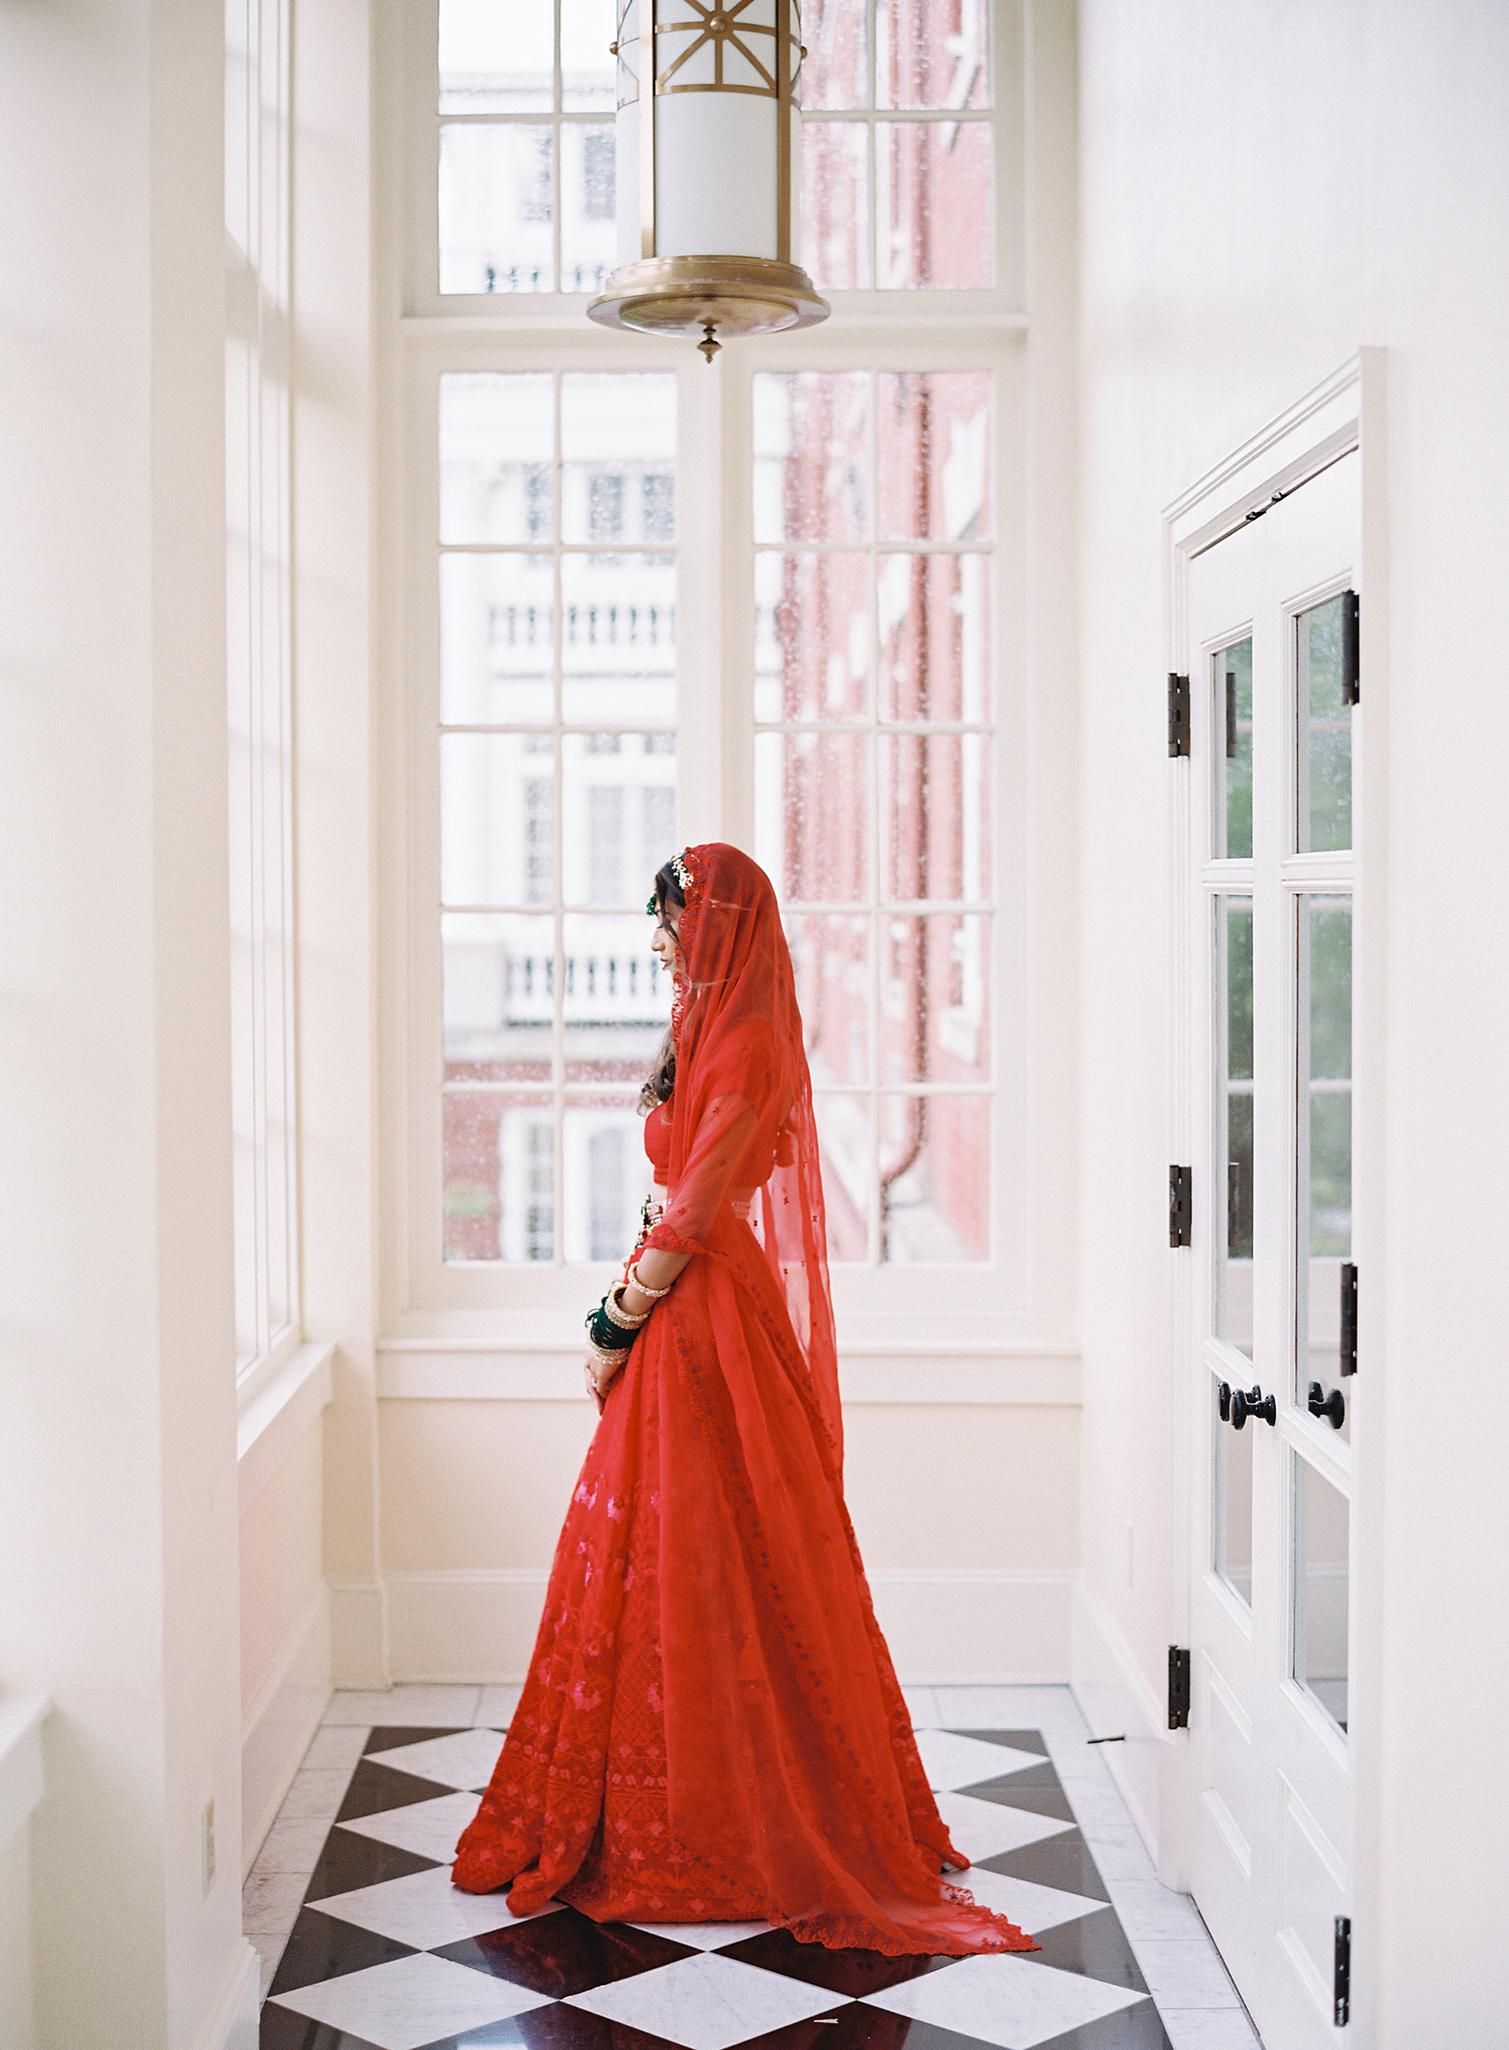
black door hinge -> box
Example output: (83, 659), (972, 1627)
(1169, 1165), (1193, 1248)
(1167, 1644), (1191, 1729)
(1341, 589), (1360, 705)
(1339, 1261), (1358, 1376)
(1334, 1913), (1351, 2025)
(1168, 671), (1191, 757)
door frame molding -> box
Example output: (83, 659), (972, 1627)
(1160, 348), (1389, 2030)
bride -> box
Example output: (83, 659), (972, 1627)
(451, 841), (1039, 1958)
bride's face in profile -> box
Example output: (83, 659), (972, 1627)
(649, 897), (683, 979)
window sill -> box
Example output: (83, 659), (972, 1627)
(237, 1339), (337, 1511)
(375, 1335), (1078, 1406)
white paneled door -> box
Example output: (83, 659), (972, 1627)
(1183, 451), (1360, 2047)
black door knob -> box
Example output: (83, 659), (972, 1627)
(1231, 1383), (1276, 1429)
(1218, 1380), (1232, 1422)
(1307, 1380), (1345, 1429)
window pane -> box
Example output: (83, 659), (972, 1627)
(756, 552), (871, 723)
(813, 1093), (871, 1261)
(441, 732), (556, 906)
(879, 732), (990, 901)
(1292, 1454), (1350, 1735)
(444, 1091), (554, 1261)
(753, 372), (870, 543)
(561, 0), (617, 109)
(563, 1097), (648, 1261)
(879, 1091), (990, 1262)
(755, 730), (870, 902)
(877, 0), (990, 108)
(801, 121), (870, 289)
(879, 913), (989, 1084)
(784, 912), (870, 1086)
(1213, 634), (1253, 861)
(1211, 1369), (1254, 1606)
(443, 912), (555, 1083)
(562, 553), (676, 724)
(440, 373), (554, 545)
(560, 121), (616, 292)
(877, 372), (990, 541)
(440, 553), (555, 725)
(561, 732), (677, 907)
(798, 0), (868, 108)
(563, 914), (671, 1083)
(439, 0), (554, 112)
(1297, 896), (1352, 1431)
(877, 121), (993, 288)
(1214, 894), (1255, 1359)
(561, 373), (677, 544)
(1297, 593), (1352, 853)
(878, 552), (990, 724)
(440, 124), (555, 293)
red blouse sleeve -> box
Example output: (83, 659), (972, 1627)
(640, 1086), (762, 1255)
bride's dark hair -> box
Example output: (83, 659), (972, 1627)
(638, 858), (686, 1112)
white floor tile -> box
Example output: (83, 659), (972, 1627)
(933, 1685), (1088, 1732)
(627, 1918), (775, 1951)
(308, 1861), (562, 1950)
(1133, 1937), (1246, 2007)
(1161, 2005), (1267, 2049)
(1076, 1821), (1156, 1881)
(251, 1811), (337, 1875)
(934, 1789), (1076, 1863)
(339, 1789), (481, 1864)
(268, 1950), (553, 2050)
(242, 1868), (308, 1934)
(565, 1951), (843, 2050)
(915, 1727), (1048, 1791)
(475, 1683), (522, 1726)
(277, 1767), (355, 1822)
(365, 1726), (506, 1790)
(323, 1686), (481, 1726)
(902, 1684), (943, 1727)
(949, 1862), (1112, 1936)
(300, 1724), (370, 1771)
(864, 1951), (1151, 2050)
(1105, 1876), (1207, 1942)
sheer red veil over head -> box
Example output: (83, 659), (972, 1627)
(641, 839), (842, 1459)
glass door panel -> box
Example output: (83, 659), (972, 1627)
(1214, 893), (1256, 1358)
(1296, 895), (1353, 1438)
(1291, 1452), (1350, 1736)
(1296, 593), (1352, 853)
(1213, 634), (1254, 859)
(1212, 1371), (1255, 1607)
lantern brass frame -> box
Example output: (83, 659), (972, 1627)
(589, 0), (829, 360)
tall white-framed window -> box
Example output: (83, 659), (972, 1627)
(227, 0), (300, 1381)
(383, 0), (1028, 1339)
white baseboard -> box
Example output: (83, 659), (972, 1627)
(240, 1584), (332, 1878)
(1070, 1575), (1179, 1867)
(380, 1566), (1077, 1687)
(329, 1575), (392, 1689)
(197, 1939), (261, 2050)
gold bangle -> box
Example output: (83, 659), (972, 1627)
(627, 1259), (676, 1298)
(603, 1283), (650, 1331)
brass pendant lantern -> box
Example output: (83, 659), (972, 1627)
(588, 0), (830, 362)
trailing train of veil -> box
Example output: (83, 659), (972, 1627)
(451, 841), (1039, 1958)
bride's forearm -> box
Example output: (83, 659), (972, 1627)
(621, 1244), (690, 1312)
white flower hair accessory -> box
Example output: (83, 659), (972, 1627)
(670, 849), (695, 893)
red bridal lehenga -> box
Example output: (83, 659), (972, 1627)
(451, 842), (1039, 1958)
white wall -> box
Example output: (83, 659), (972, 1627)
(1074, 3), (1509, 2042)
(0, 2), (258, 2044)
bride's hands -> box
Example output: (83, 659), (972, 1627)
(583, 1351), (625, 1413)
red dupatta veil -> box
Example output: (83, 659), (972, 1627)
(634, 842), (1038, 1956)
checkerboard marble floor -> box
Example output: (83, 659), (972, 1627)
(246, 1687), (1264, 2050)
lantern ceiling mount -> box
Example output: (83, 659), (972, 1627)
(588, 0), (830, 361)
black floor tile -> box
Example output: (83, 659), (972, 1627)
(433, 1907), (694, 1996)
(722, 1922), (953, 1998)
(268, 1909), (418, 1997)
